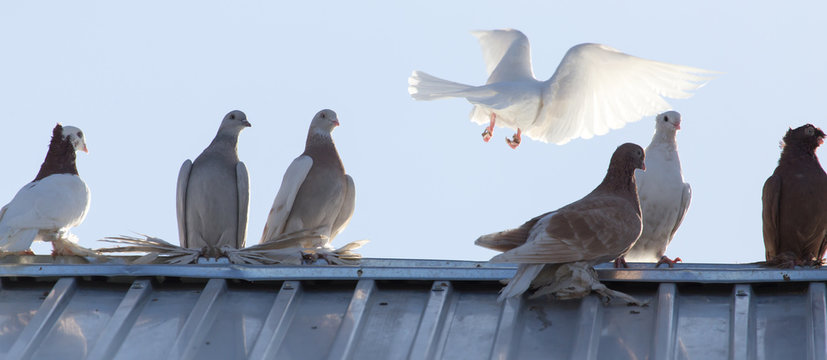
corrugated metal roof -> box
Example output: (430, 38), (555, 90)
(0, 257), (824, 360)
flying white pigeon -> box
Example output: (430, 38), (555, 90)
(625, 111), (691, 267)
(0, 124), (90, 255)
(177, 110), (251, 257)
(475, 143), (645, 302)
(260, 109), (357, 257)
(408, 29), (715, 148)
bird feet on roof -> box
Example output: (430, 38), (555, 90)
(655, 255), (682, 268)
(482, 113), (496, 142)
(506, 128), (522, 149)
(613, 256), (628, 268)
(0, 249), (35, 257)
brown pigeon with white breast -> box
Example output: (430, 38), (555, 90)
(763, 124), (827, 267)
(260, 109), (356, 254)
(0, 124), (90, 255)
(476, 143), (645, 302)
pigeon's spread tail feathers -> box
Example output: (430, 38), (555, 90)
(408, 71), (478, 101)
(497, 263), (544, 302)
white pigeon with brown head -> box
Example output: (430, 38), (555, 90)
(0, 124), (90, 255)
(260, 109), (355, 251)
(475, 143), (645, 302)
(625, 111), (691, 267)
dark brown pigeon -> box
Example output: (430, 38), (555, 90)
(763, 124), (827, 267)
(476, 143), (645, 302)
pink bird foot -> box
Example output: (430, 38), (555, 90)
(613, 256), (628, 268)
(506, 128), (522, 149)
(482, 113), (496, 142)
(655, 256), (682, 268)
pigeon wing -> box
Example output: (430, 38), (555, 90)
(176, 160), (192, 248)
(531, 43), (714, 145)
(491, 197), (641, 264)
(475, 212), (550, 252)
(236, 161), (250, 248)
(670, 183), (692, 241)
(260, 155), (313, 244)
(331, 174), (355, 240)
(471, 29), (535, 84)
(762, 174), (781, 260)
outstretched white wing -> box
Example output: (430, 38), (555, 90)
(471, 29), (536, 84)
(531, 43), (715, 145)
(260, 155), (313, 244)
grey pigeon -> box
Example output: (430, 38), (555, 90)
(763, 124), (827, 267)
(625, 111), (691, 267)
(260, 109), (355, 252)
(476, 143), (645, 302)
(0, 124), (90, 255)
(177, 110), (251, 256)
(408, 29), (714, 148)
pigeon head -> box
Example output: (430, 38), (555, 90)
(219, 110), (251, 131)
(310, 109), (340, 134)
(656, 111), (681, 132)
(783, 124), (825, 153)
(60, 125), (88, 153)
(611, 143), (646, 172)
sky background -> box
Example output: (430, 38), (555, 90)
(1, 1), (825, 263)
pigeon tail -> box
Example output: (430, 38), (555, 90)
(497, 263), (544, 302)
(408, 71), (480, 101)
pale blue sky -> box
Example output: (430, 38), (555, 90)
(1, 1), (825, 263)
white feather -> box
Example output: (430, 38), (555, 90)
(0, 174), (90, 252)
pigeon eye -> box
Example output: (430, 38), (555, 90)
(77, 131), (83, 138)
(663, 116), (668, 122)
(806, 127), (815, 136)
(321, 113), (326, 119)
(230, 114), (236, 120)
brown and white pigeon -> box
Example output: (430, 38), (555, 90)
(763, 124), (827, 267)
(177, 110), (251, 256)
(476, 143), (645, 302)
(624, 111), (690, 267)
(408, 29), (714, 148)
(0, 124), (90, 255)
(260, 109), (356, 253)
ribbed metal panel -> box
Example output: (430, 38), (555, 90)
(0, 259), (825, 360)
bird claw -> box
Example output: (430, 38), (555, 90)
(481, 128), (493, 142)
(506, 129), (522, 149)
(655, 256), (682, 268)
(613, 257), (628, 268)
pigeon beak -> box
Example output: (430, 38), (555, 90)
(675, 123), (681, 130)
(641, 162), (646, 171)
(333, 119), (340, 127)
(242, 120), (252, 128)
(81, 144), (88, 153)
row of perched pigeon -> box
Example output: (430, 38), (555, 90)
(2, 29), (825, 303)
(0, 109), (363, 264)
